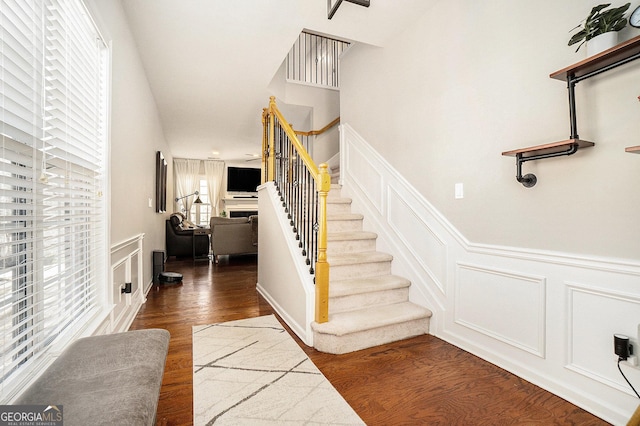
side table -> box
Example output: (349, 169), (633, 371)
(193, 227), (211, 261)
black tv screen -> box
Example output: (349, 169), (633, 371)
(226, 167), (261, 193)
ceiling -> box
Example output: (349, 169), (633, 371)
(121, 0), (434, 161)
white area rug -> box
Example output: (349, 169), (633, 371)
(193, 315), (365, 425)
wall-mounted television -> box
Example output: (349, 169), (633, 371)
(226, 166), (261, 193)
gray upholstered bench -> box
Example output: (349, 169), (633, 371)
(15, 328), (170, 426)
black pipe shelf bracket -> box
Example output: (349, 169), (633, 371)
(502, 140), (594, 187)
(503, 35), (640, 187)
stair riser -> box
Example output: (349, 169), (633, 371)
(327, 188), (343, 199)
(329, 287), (409, 315)
(313, 317), (430, 355)
(327, 202), (352, 215)
(327, 238), (376, 254)
(327, 219), (362, 232)
(329, 260), (391, 281)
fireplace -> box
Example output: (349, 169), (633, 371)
(223, 197), (258, 218)
(229, 210), (258, 218)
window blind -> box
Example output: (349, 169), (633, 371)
(0, 0), (108, 399)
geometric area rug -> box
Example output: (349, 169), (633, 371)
(193, 315), (365, 425)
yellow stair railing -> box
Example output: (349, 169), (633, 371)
(262, 96), (333, 323)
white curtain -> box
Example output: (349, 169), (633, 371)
(174, 159), (201, 215)
(204, 160), (225, 216)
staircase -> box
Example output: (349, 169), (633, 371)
(311, 184), (432, 354)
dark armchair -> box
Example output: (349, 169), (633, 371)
(165, 213), (209, 259)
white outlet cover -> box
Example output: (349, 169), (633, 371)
(455, 183), (464, 199)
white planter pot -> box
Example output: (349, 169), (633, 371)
(586, 32), (618, 56)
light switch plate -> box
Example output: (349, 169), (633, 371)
(455, 183), (464, 199)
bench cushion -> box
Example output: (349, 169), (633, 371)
(15, 328), (170, 426)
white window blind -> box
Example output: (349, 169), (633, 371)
(0, 0), (108, 399)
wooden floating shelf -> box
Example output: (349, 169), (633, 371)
(502, 139), (595, 158)
(625, 145), (640, 154)
(550, 35), (640, 81)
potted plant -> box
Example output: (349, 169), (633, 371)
(568, 3), (630, 55)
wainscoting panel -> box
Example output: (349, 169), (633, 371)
(102, 234), (146, 334)
(387, 186), (447, 292)
(455, 263), (546, 357)
(110, 256), (129, 328)
(567, 282), (640, 394)
(340, 124), (450, 311)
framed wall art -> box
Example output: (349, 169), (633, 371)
(156, 151), (167, 213)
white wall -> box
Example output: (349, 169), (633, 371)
(87, 0), (172, 327)
(257, 183), (315, 344)
(283, 82), (340, 164)
(268, 61), (341, 164)
(340, 0), (640, 261)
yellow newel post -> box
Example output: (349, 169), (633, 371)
(267, 97), (276, 182)
(315, 163), (331, 323)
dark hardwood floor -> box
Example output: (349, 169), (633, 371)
(129, 256), (608, 426)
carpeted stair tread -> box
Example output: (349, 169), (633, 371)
(327, 213), (364, 221)
(313, 302), (432, 336)
(330, 275), (410, 297)
(327, 197), (352, 204)
(327, 231), (377, 241)
(327, 251), (392, 266)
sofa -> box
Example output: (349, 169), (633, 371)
(165, 213), (209, 259)
(210, 215), (258, 262)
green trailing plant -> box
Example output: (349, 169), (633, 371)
(568, 3), (630, 52)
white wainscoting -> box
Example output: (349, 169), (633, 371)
(339, 123), (640, 425)
(455, 263), (546, 358)
(566, 282), (640, 396)
(97, 234), (147, 334)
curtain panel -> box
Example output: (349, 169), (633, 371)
(174, 158), (201, 215)
(204, 160), (225, 217)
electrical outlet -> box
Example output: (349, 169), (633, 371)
(615, 328), (640, 370)
(455, 183), (464, 199)
(148, 198), (153, 208)
(623, 355), (638, 368)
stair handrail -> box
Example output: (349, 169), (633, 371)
(293, 117), (340, 155)
(262, 96), (331, 324)
(294, 117), (340, 137)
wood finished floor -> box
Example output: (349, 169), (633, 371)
(129, 256), (608, 426)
